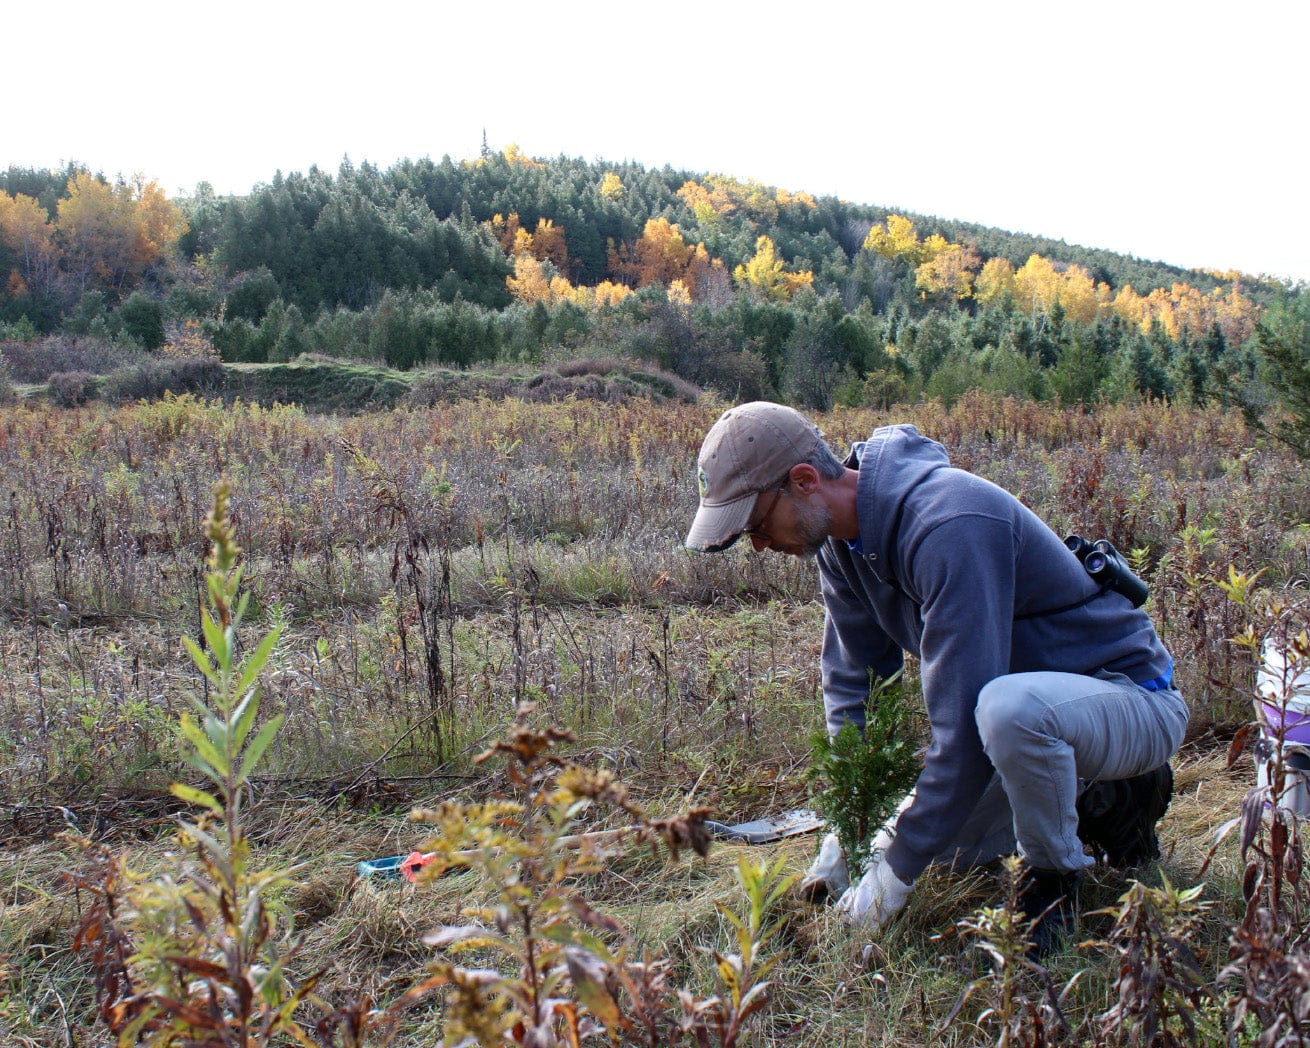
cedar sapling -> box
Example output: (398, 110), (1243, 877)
(807, 672), (919, 877)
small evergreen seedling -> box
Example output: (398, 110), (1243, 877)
(806, 672), (919, 877)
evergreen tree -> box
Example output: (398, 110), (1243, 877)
(1249, 291), (1310, 458)
(116, 291), (165, 350)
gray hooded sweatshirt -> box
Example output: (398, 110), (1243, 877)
(816, 424), (1173, 883)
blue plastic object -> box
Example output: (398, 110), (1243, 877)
(357, 854), (410, 879)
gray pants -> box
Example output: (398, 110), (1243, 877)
(931, 671), (1188, 874)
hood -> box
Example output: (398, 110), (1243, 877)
(848, 424), (952, 570)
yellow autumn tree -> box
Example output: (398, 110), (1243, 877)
(1145, 288), (1179, 339)
(531, 218), (569, 271)
(507, 255), (553, 303)
(677, 179), (736, 225)
(668, 279), (693, 311)
(683, 244), (722, 301)
(776, 187), (817, 210)
(508, 255), (632, 312)
(511, 227), (536, 258)
(1111, 285), (1150, 332)
(590, 280), (632, 308)
(608, 218), (722, 299)
(489, 213), (526, 255)
(0, 191), (58, 297)
(598, 172), (624, 200)
(1170, 282), (1211, 341)
(915, 242), (980, 301)
(863, 214), (922, 263)
(1056, 264), (1100, 324)
(975, 257), (1015, 308)
(1012, 255), (1061, 318)
(490, 212), (569, 270)
(55, 172), (185, 293)
(131, 175), (187, 267)
(707, 175), (779, 225)
(1214, 283), (1257, 346)
(629, 218), (693, 286)
(733, 235), (813, 300)
(502, 143), (542, 168)
(919, 233), (950, 262)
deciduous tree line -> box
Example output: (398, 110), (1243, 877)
(0, 149), (1302, 415)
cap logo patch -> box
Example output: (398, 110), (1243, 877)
(697, 465), (709, 498)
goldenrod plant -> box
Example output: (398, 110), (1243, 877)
(944, 855), (1070, 1047)
(1093, 875), (1211, 1046)
(395, 704), (792, 1047)
(693, 854), (799, 1047)
(72, 483), (351, 1046)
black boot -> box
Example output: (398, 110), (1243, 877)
(1019, 866), (1082, 959)
(1076, 763), (1173, 868)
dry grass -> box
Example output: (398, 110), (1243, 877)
(0, 745), (1260, 1045)
(0, 392), (1305, 1044)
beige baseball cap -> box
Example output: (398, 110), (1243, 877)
(685, 401), (826, 552)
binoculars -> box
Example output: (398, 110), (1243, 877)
(1064, 535), (1150, 608)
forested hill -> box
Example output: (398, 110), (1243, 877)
(1, 149), (1303, 412)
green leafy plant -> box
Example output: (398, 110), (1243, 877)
(806, 672), (919, 876)
(694, 854), (799, 1047)
(72, 482), (367, 1046)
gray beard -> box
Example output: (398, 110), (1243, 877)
(793, 496), (833, 560)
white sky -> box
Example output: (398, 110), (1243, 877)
(7, 0), (1308, 283)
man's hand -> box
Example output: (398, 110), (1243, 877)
(835, 830), (914, 927)
(799, 832), (849, 903)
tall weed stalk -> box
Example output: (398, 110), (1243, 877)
(944, 856), (1070, 1048)
(72, 483), (365, 1046)
(1094, 875), (1211, 1046)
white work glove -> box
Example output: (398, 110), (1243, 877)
(799, 832), (849, 903)
(835, 828), (915, 927)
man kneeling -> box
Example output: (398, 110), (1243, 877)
(685, 403), (1186, 954)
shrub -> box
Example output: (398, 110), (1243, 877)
(523, 372), (623, 403)
(101, 355), (226, 403)
(1, 335), (137, 382)
(47, 369), (98, 407)
(403, 370), (514, 406)
(807, 672), (920, 877)
(687, 348), (773, 402)
(401, 706), (791, 1047)
(554, 355), (628, 378)
(0, 352), (14, 403)
(0, 315), (39, 341)
(224, 268), (281, 324)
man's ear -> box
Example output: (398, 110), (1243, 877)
(788, 463), (821, 493)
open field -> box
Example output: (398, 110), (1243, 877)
(2, 391), (1308, 1045)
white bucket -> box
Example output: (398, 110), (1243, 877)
(1255, 635), (1310, 816)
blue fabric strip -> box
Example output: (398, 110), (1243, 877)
(1137, 657), (1174, 691)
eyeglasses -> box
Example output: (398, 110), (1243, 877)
(744, 486), (785, 544)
